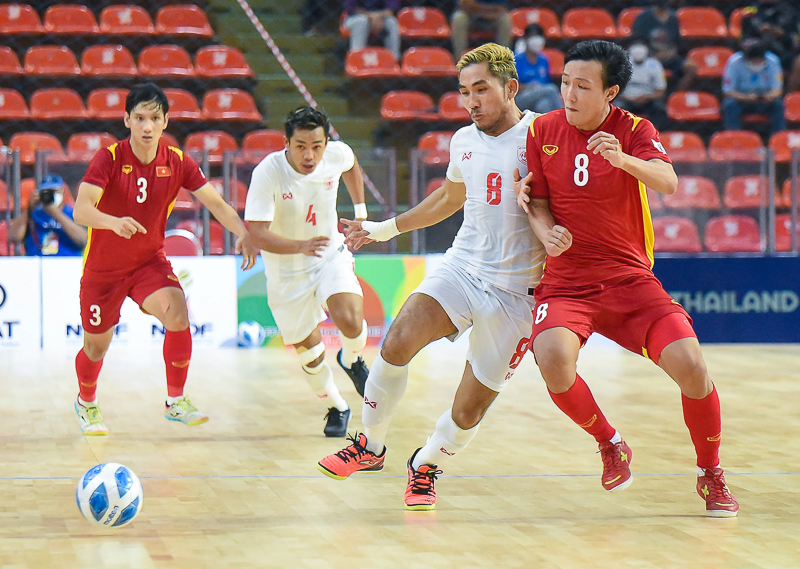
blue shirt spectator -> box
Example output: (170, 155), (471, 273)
(722, 51), (783, 97)
(514, 24), (562, 114)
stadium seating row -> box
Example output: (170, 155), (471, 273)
(653, 214), (799, 253)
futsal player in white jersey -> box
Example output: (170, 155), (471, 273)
(245, 106), (371, 438)
(318, 44), (549, 510)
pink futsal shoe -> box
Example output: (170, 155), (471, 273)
(598, 439), (633, 491)
(697, 467), (739, 517)
(404, 448), (442, 511)
(317, 433), (385, 480)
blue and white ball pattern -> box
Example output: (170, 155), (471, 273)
(76, 463), (143, 528)
(237, 320), (266, 347)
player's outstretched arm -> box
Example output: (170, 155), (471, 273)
(248, 220), (329, 258)
(341, 155), (368, 220)
(193, 183), (258, 269)
(74, 182), (147, 239)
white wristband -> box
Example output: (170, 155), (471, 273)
(360, 218), (400, 242)
(353, 203), (368, 219)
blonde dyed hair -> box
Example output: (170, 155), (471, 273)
(456, 43), (518, 84)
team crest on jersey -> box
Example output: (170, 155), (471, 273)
(517, 146), (527, 164)
(652, 139), (667, 154)
(156, 166), (171, 177)
(543, 145), (558, 156)
(122, 165), (133, 174)
(325, 178), (335, 191)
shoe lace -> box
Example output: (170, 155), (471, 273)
(86, 406), (102, 423)
(599, 443), (627, 472)
(706, 470), (732, 499)
(333, 432), (369, 464)
(409, 466), (443, 495)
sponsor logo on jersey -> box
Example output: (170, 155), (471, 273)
(517, 146), (527, 164)
(122, 165), (133, 174)
(462, 152), (472, 161)
(282, 191), (293, 200)
(156, 166), (171, 177)
(543, 145), (558, 156)
(652, 139), (667, 154)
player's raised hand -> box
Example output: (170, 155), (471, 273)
(235, 233), (259, 270)
(544, 225), (572, 257)
(299, 236), (330, 257)
(340, 218), (375, 250)
(512, 168), (534, 214)
(587, 131), (625, 168)
(112, 216), (146, 239)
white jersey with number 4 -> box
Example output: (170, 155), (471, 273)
(245, 140), (355, 278)
(445, 110), (545, 296)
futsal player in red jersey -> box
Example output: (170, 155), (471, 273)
(72, 83), (258, 435)
(515, 41), (738, 517)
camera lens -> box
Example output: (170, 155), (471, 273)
(40, 189), (55, 205)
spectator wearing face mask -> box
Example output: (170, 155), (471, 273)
(721, 38), (785, 135)
(514, 24), (562, 114)
(617, 39), (667, 130)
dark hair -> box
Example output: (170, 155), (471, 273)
(284, 106), (330, 140)
(125, 82), (169, 116)
(524, 23), (544, 38)
(742, 38), (766, 60)
(564, 40), (633, 94)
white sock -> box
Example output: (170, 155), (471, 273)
(362, 353), (408, 454)
(413, 409), (480, 471)
(697, 465), (720, 476)
(78, 396), (97, 407)
(302, 360), (348, 412)
(339, 320), (367, 368)
(166, 395), (184, 406)
(609, 431), (622, 444)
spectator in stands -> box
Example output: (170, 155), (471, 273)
(514, 24), (562, 114)
(451, 0), (511, 59)
(344, 0), (401, 60)
(722, 38), (785, 135)
(617, 38), (668, 130)
(632, 0), (696, 91)
(7, 174), (86, 256)
(740, 0), (799, 73)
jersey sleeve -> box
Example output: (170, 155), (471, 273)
(445, 132), (464, 183)
(244, 160), (278, 222)
(527, 118), (550, 199)
(182, 152), (209, 192)
(333, 141), (356, 172)
(626, 118), (672, 164)
(81, 147), (114, 189)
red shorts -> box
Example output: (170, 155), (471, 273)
(531, 272), (695, 364)
(80, 255), (183, 334)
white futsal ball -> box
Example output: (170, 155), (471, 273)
(237, 320), (266, 347)
(76, 463), (143, 528)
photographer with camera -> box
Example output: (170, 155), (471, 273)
(7, 174), (87, 256)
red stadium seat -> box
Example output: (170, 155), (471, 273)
(781, 178), (797, 208)
(241, 129), (285, 163)
(156, 5), (214, 38)
(99, 5), (155, 35)
(164, 229), (202, 256)
(561, 8), (616, 40)
(138, 45), (195, 77)
(30, 88), (88, 120)
(775, 213), (800, 251)
(160, 132), (180, 149)
(202, 89), (262, 121)
(401, 47), (457, 77)
(66, 132), (117, 162)
(184, 131), (239, 163)
(397, 7), (450, 39)
(510, 8), (561, 39)
(646, 188), (663, 211)
(87, 88), (129, 119)
(785, 92), (800, 123)
(663, 176), (721, 210)
(0, 89), (29, 119)
(617, 8), (642, 38)
(676, 7), (728, 39)
(708, 130), (764, 162)
(666, 91), (720, 122)
(0, 3), (43, 34)
(24, 45), (81, 76)
(345, 48), (402, 78)
(194, 46), (254, 78)
(0, 181), (9, 213)
(184, 219), (226, 254)
(704, 215), (761, 252)
(653, 216), (702, 253)
(660, 131), (707, 163)
(19, 178), (38, 208)
(769, 131), (800, 163)
(417, 131), (454, 166)
(44, 5), (99, 34)
(171, 188), (200, 211)
(209, 177), (248, 212)
(0, 219), (9, 255)
(438, 91), (469, 122)
(380, 91), (437, 120)
(425, 177), (446, 197)
(81, 44), (137, 76)
(8, 132), (66, 165)
(686, 47), (733, 79)
(541, 48), (564, 77)
(728, 8), (748, 39)
(723, 175), (768, 209)
(164, 88), (201, 120)
(0, 47), (23, 75)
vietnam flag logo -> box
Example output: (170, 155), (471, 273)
(156, 166), (171, 177)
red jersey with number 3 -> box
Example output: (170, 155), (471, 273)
(81, 139), (207, 276)
(526, 106), (671, 286)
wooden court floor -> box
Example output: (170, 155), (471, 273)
(1, 340), (799, 569)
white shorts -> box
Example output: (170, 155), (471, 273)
(412, 258), (535, 392)
(267, 245), (363, 345)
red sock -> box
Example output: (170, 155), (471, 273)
(549, 374), (616, 442)
(76, 348), (103, 402)
(681, 384), (721, 469)
(164, 328), (192, 398)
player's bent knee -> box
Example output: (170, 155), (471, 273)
(298, 343), (326, 372)
(451, 406), (485, 430)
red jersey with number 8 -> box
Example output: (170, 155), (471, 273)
(526, 106), (671, 286)
(81, 139), (207, 277)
